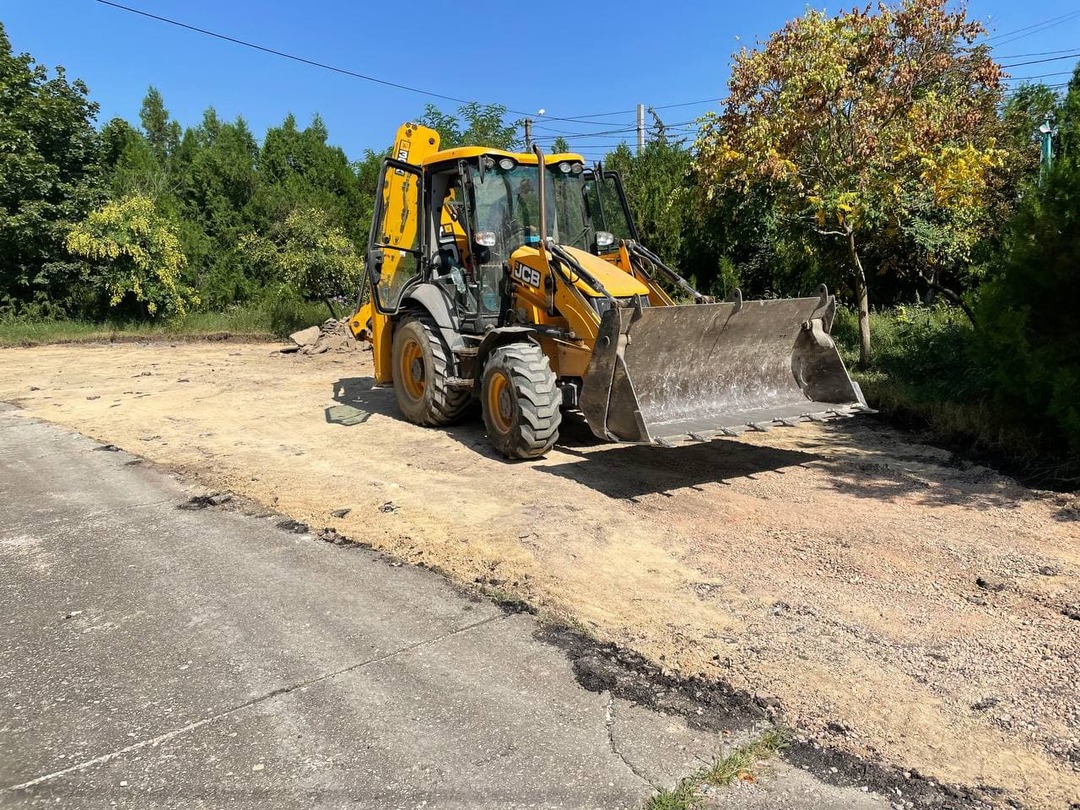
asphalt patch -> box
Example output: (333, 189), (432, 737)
(536, 621), (1003, 808)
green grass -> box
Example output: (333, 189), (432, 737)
(646, 728), (791, 810)
(0, 299), (331, 347)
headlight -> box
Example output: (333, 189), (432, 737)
(596, 231), (615, 248)
(498, 158), (515, 170)
(475, 231), (497, 247)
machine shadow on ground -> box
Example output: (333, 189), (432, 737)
(328, 376), (1068, 509)
(539, 412), (824, 499)
(330, 376), (400, 419)
(330, 375), (489, 443)
(331, 376), (825, 497)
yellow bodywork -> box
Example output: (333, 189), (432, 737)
(348, 123), (652, 385)
(356, 123), (444, 383)
(346, 122), (865, 449)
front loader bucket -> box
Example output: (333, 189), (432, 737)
(579, 289), (871, 444)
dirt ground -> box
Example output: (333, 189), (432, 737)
(2, 342), (1078, 808)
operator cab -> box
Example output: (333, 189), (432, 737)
(422, 149), (595, 334)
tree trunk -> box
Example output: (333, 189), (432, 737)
(324, 297), (339, 321)
(848, 231), (871, 368)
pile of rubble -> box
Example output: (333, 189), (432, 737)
(283, 319), (362, 355)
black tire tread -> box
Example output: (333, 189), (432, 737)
(393, 316), (470, 427)
(482, 343), (561, 459)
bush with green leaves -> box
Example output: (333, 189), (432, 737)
(975, 156), (1080, 455)
(243, 206), (364, 319)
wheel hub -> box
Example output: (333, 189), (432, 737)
(399, 339), (426, 400)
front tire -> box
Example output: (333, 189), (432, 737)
(481, 343), (561, 459)
(391, 316), (469, 426)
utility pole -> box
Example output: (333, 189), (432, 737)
(524, 118), (533, 151)
(1039, 112), (1058, 182)
(636, 104), (645, 155)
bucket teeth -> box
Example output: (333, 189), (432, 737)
(803, 413), (827, 423)
(720, 427), (742, 437)
(689, 432), (712, 442)
(775, 417), (799, 427)
(747, 422), (771, 432)
(653, 437), (677, 448)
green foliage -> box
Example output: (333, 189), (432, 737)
(606, 115), (693, 267)
(646, 728), (790, 810)
(833, 304), (984, 397)
(66, 195), (195, 318)
(419, 102), (521, 150)
(0, 21), (102, 316)
(243, 207), (364, 318)
(975, 151), (1080, 455)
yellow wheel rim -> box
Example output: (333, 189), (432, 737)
(398, 339), (426, 401)
(487, 371), (513, 434)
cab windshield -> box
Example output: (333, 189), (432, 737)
(468, 161), (590, 262)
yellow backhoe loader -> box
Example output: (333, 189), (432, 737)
(348, 123), (871, 459)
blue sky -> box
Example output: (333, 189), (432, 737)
(3, 0), (1079, 162)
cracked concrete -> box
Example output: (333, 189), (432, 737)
(0, 406), (887, 808)
(605, 693), (659, 790)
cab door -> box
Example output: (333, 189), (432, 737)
(583, 169), (639, 249)
(368, 158), (426, 314)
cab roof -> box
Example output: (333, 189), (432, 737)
(422, 146), (587, 167)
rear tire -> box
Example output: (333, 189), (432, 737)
(391, 316), (470, 426)
(481, 343), (561, 459)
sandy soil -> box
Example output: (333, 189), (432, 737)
(2, 342), (1077, 807)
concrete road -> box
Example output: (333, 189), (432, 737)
(0, 404), (887, 809)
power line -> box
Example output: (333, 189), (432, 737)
(1003, 70), (1077, 81)
(996, 47), (1080, 59)
(532, 119), (701, 140)
(983, 9), (1080, 45)
(94, 0), (725, 127)
(1000, 51), (1080, 68)
(94, 0), (475, 108)
(548, 98), (722, 122)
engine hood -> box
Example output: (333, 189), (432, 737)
(511, 245), (650, 298)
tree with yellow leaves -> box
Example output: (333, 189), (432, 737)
(66, 195), (195, 318)
(696, 0), (1005, 365)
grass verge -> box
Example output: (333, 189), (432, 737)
(646, 728), (790, 810)
(0, 300), (330, 347)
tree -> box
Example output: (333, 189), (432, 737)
(606, 115), (693, 269)
(255, 113), (366, 242)
(975, 146), (1080, 455)
(170, 109), (262, 307)
(419, 103), (521, 150)
(243, 207), (364, 319)
(66, 195), (194, 318)
(696, 0), (1005, 365)
(139, 86), (180, 165)
(0, 21), (101, 316)
(551, 136), (570, 154)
